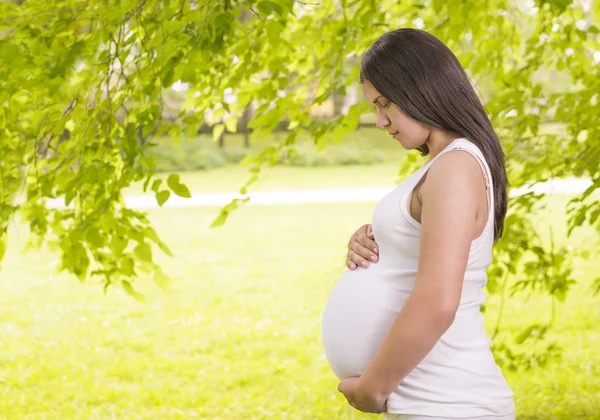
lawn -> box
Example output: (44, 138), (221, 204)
(1, 184), (599, 418)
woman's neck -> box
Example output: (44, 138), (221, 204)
(425, 129), (463, 162)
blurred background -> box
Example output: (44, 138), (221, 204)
(0, 0), (599, 419)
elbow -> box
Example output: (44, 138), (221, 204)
(412, 288), (460, 332)
(431, 301), (458, 332)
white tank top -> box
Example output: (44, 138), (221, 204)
(321, 138), (515, 417)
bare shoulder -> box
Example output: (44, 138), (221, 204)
(422, 149), (484, 196)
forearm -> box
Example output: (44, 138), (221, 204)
(360, 290), (456, 401)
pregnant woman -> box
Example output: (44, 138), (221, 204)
(321, 29), (516, 419)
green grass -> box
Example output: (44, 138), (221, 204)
(1, 192), (599, 418)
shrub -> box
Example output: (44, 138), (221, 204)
(186, 148), (226, 170)
(148, 139), (386, 172)
(221, 147), (249, 164)
(282, 144), (385, 167)
(148, 143), (226, 172)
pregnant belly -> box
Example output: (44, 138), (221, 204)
(321, 267), (407, 380)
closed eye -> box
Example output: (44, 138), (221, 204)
(374, 101), (391, 110)
(378, 100), (391, 109)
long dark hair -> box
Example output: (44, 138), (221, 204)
(360, 28), (509, 242)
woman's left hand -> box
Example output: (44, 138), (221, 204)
(337, 377), (388, 413)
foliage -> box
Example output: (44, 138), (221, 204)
(0, 0), (599, 367)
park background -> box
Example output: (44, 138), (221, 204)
(1, 0), (599, 419)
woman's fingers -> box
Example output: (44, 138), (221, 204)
(346, 224), (378, 270)
(366, 224), (374, 239)
(347, 250), (369, 269)
(351, 241), (378, 262)
(357, 233), (378, 255)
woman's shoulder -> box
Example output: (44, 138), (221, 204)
(421, 148), (488, 205)
(426, 150), (484, 186)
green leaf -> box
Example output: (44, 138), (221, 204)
(212, 123), (225, 141)
(486, 277), (498, 294)
(151, 179), (162, 193)
(121, 257), (135, 276)
(593, 277), (600, 296)
(122, 280), (145, 303)
(331, 124), (349, 145)
(134, 241), (153, 263)
(257, 0), (285, 16)
(210, 211), (230, 228)
(515, 325), (535, 344)
(224, 116), (238, 133)
(213, 108), (225, 121)
(111, 236), (128, 256)
(144, 227), (174, 257)
(0, 236), (5, 261)
(158, 240), (174, 257)
(239, 154), (256, 167)
(515, 324), (547, 344)
(63, 177), (80, 206)
(316, 134), (330, 152)
(554, 286), (567, 302)
(542, 0), (574, 13)
(65, 119), (75, 132)
(592, 0), (600, 23)
(167, 174), (191, 198)
(164, 20), (186, 33)
(266, 20), (284, 44)
(162, 67), (175, 88)
(142, 175), (152, 193)
(156, 190), (170, 206)
(142, 123), (156, 138)
(210, 197), (250, 227)
(86, 228), (104, 248)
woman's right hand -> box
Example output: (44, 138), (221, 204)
(346, 224), (379, 270)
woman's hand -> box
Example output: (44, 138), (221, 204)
(347, 224), (379, 270)
(338, 377), (388, 413)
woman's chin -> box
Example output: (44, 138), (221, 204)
(401, 141), (423, 151)
(396, 139), (412, 150)
(394, 135), (421, 151)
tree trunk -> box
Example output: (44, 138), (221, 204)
(241, 106), (252, 149)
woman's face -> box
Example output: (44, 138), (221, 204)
(363, 80), (430, 150)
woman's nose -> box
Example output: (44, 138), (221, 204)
(376, 114), (390, 130)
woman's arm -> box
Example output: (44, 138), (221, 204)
(356, 150), (485, 403)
